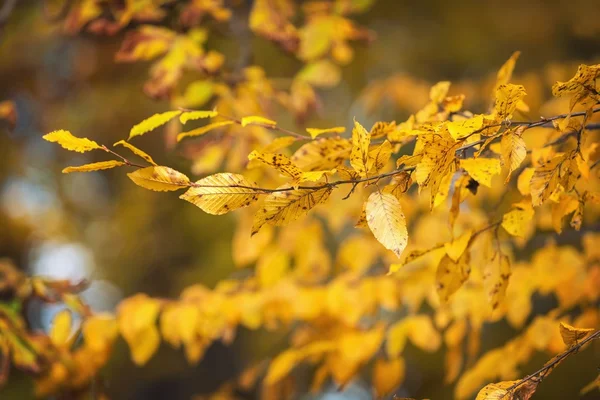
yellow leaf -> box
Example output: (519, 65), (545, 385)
(256, 246), (290, 287)
(129, 110), (181, 140)
(248, 150), (303, 180)
(114, 140), (157, 165)
(180, 173), (261, 215)
(177, 120), (234, 142)
(517, 167), (534, 195)
(444, 230), (473, 262)
(306, 126), (345, 139)
(484, 252), (511, 310)
(447, 115), (484, 141)
(494, 84), (526, 120)
(370, 121), (397, 139)
(128, 166), (190, 191)
(369, 140), (393, 173)
(291, 138), (352, 171)
(551, 195), (579, 234)
(501, 205), (534, 238)
(460, 158), (501, 188)
(265, 349), (300, 384)
(299, 169), (336, 182)
(179, 110), (218, 124)
(366, 191), (408, 258)
(50, 310), (73, 348)
(261, 136), (298, 153)
(501, 127), (527, 183)
(252, 186), (333, 235)
(350, 119), (372, 177)
(43, 130), (101, 153)
(372, 357), (405, 398)
(62, 160), (126, 173)
(297, 60), (341, 88)
(495, 51), (520, 88)
(559, 322), (594, 348)
(475, 381), (519, 400)
(117, 294), (161, 366)
(83, 313), (118, 352)
(241, 115), (277, 127)
(436, 252), (470, 303)
(530, 156), (563, 206)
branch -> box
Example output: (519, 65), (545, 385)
(505, 330), (600, 395)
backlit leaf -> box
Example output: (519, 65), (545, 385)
(494, 84), (526, 120)
(114, 140), (157, 165)
(129, 110), (181, 140)
(501, 127), (527, 183)
(292, 138), (351, 171)
(177, 120), (234, 142)
(365, 191), (408, 258)
(241, 115), (277, 127)
(62, 160), (126, 173)
(43, 130), (101, 153)
(460, 158), (501, 188)
(180, 173), (261, 215)
(128, 166), (190, 191)
(179, 110), (218, 124)
(350, 119), (372, 177)
(372, 357), (405, 398)
(436, 252), (470, 303)
(447, 115), (484, 141)
(559, 322), (594, 348)
(501, 205), (534, 238)
(306, 126), (345, 139)
(50, 310), (72, 348)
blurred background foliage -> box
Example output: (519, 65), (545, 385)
(1, 0), (600, 399)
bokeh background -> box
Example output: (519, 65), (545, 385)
(1, 0), (600, 399)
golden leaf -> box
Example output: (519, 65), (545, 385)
(460, 158), (501, 188)
(447, 115), (484, 141)
(484, 252), (511, 310)
(252, 186), (333, 235)
(365, 191), (408, 258)
(436, 252), (470, 303)
(494, 84), (526, 120)
(241, 115), (277, 127)
(501, 127), (527, 183)
(350, 119), (372, 177)
(114, 140), (157, 165)
(530, 156), (563, 206)
(117, 294), (161, 366)
(306, 126), (345, 139)
(43, 130), (101, 153)
(177, 120), (234, 142)
(265, 349), (300, 384)
(495, 51), (520, 87)
(559, 322), (594, 348)
(62, 160), (126, 173)
(517, 167), (534, 196)
(475, 381), (519, 400)
(444, 230), (473, 262)
(179, 110), (218, 124)
(83, 313), (118, 352)
(129, 110), (181, 140)
(372, 357), (405, 398)
(291, 138), (351, 171)
(248, 150), (303, 180)
(128, 166), (190, 191)
(180, 173), (261, 215)
(369, 140), (393, 173)
(50, 310), (73, 348)
(256, 246), (290, 287)
(501, 205), (534, 238)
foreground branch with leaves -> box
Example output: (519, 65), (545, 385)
(2, 1), (600, 399)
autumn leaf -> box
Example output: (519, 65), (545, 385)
(62, 160), (126, 173)
(265, 349), (300, 385)
(114, 140), (157, 165)
(82, 313), (118, 352)
(128, 166), (190, 191)
(365, 191), (408, 258)
(306, 126), (345, 139)
(350, 119), (372, 177)
(179, 110), (218, 124)
(501, 127), (527, 182)
(291, 138), (351, 171)
(530, 155), (563, 206)
(180, 173), (261, 215)
(177, 120), (234, 142)
(241, 115), (277, 127)
(50, 310), (73, 348)
(484, 252), (511, 310)
(559, 322), (594, 348)
(369, 140), (393, 173)
(372, 357), (405, 398)
(436, 252), (470, 303)
(252, 186), (333, 235)
(248, 151), (303, 181)
(460, 158), (501, 188)
(43, 130), (101, 153)
(444, 230), (473, 262)
(501, 205), (534, 238)
(129, 110), (181, 140)
(495, 51), (521, 89)
(447, 115), (484, 141)
(494, 84), (526, 120)
(117, 294), (161, 366)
